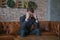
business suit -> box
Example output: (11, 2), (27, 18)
(18, 15), (41, 37)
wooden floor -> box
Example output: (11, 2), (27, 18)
(14, 36), (59, 40)
(0, 35), (59, 40)
(0, 32), (59, 40)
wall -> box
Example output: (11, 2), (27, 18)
(0, 0), (48, 22)
(50, 0), (60, 21)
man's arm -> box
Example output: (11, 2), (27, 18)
(20, 15), (29, 30)
(33, 14), (39, 23)
(20, 15), (25, 24)
(20, 14), (29, 25)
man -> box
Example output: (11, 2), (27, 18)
(18, 8), (41, 37)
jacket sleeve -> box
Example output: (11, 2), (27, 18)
(20, 15), (29, 30)
(20, 15), (28, 25)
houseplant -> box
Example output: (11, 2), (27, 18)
(28, 1), (37, 9)
(22, 0), (28, 8)
(7, 0), (15, 8)
(22, 1), (37, 9)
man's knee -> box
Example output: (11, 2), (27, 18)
(35, 29), (40, 35)
(33, 29), (41, 36)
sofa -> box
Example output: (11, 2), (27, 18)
(0, 21), (60, 36)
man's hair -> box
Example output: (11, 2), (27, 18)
(27, 8), (34, 13)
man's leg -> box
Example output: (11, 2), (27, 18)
(18, 21), (28, 37)
(18, 20), (33, 37)
(32, 21), (41, 36)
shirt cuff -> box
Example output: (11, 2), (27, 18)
(35, 20), (38, 23)
(25, 19), (28, 21)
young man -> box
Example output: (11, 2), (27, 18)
(18, 8), (41, 37)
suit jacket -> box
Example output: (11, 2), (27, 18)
(20, 15), (36, 24)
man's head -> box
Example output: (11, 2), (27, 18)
(27, 8), (34, 15)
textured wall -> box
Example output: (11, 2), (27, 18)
(0, 0), (47, 22)
(50, 0), (60, 21)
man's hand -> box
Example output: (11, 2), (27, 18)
(33, 14), (38, 23)
(25, 13), (30, 21)
(33, 14), (38, 20)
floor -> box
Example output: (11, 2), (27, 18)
(14, 35), (59, 40)
(0, 35), (59, 40)
(0, 32), (60, 40)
